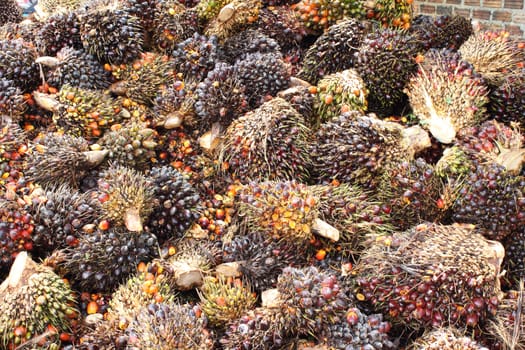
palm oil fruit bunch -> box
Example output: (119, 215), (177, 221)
(34, 84), (129, 140)
(0, 0), (22, 26)
(354, 28), (423, 116)
(145, 165), (202, 243)
(97, 165), (154, 232)
(291, 0), (366, 33)
(110, 52), (175, 106)
(196, 0), (232, 21)
(194, 190), (236, 239)
(320, 307), (395, 349)
(220, 29), (281, 64)
(58, 225), (159, 292)
(489, 70), (525, 127)
(38, 47), (114, 91)
(406, 49), (489, 144)
(235, 180), (319, 244)
(310, 112), (430, 188)
(377, 157), (448, 230)
(370, 0), (413, 29)
(354, 223), (504, 330)
(28, 184), (102, 254)
(0, 252), (77, 349)
(204, 0), (262, 42)
(24, 132), (108, 189)
(409, 14), (473, 50)
(153, 79), (197, 129)
(0, 39), (40, 92)
(233, 52), (291, 108)
(487, 288), (525, 349)
(313, 69), (368, 125)
(451, 162), (525, 241)
(96, 120), (158, 171)
(408, 327), (489, 349)
(172, 33), (220, 81)
(35, 12), (83, 56)
(459, 30), (523, 87)
(78, 1), (145, 65)
(276, 266), (350, 335)
(152, 5), (202, 54)
(0, 121), (27, 183)
(501, 229), (525, 289)
(219, 230), (310, 293)
(194, 62), (249, 133)
(311, 182), (393, 251)
(0, 198), (35, 273)
(34, 0), (83, 20)
(0, 79), (26, 120)
(220, 97), (312, 183)
(121, 0), (159, 32)
(127, 303), (214, 350)
(220, 306), (293, 349)
(198, 275), (256, 327)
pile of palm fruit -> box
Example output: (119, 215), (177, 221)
(1, 0), (525, 348)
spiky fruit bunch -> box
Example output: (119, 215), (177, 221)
(406, 49), (489, 144)
(145, 166), (202, 242)
(0, 252), (77, 349)
(311, 183), (393, 250)
(314, 69), (368, 124)
(221, 231), (309, 292)
(354, 28), (422, 116)
(220, 29), (281, 64)
(277, 266), (350, 335)
(310, 113), (430, 188)
(0, 121), (27, 188)
(320, 307), (395, 349)
(97, 121), (158, 171)
(127, 303), (214, 350)
(194, 62), (249, 132)
(459, 31), (523, 87)
(39, 47), (113, 90)
(255, 6), (306, 55)
(0, 39), (39, 92)
(196, 0), (231, 21)
(35, 12), (83, 56)
(378, 158), (448, 230)
(236, 181), (318, 243)
(354, 223), (504, 330)
(0, 79), (26, 119)
(198, 276), (256, 327)
(38, 85), (128, 140)
(220, 97), (311, 182)
(59, 226), (158, 292)
(291, 0), (365, 33)
(152, 5), (201, 54)
(29, 184), (102, 254)
(79, 7), (144, 65)
(24, 133), (108, 189)
(369, 0), (413, 29)
(409, 15), (473, 50)
(0, 199), (34, 272)
(0, 20), (39, 42)
(435, 146), (474, 180)
(122, 0), (159, 30)
(153, 79), (197, 129)
(220, 306), (293, 349)
(205, 0), (261, 41)
(489, 70), (525, 127)
(501, 229), (525, 289)
(277, 85), (317, 125)
(408, 327), (489, 349)
(172, 33), (220, 81)
(234, 52), (291, 107)
(110, 52), (175, 106)
(487, 289), (525, 349)
(97, 165), (155, 232)
(451, 162), (525, 241)
(34, 0), (83, 20)
(0, 0), (22, 26)
(454, 119), (524, 172)
(194, 190), (236, 239)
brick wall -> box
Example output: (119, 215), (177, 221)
(414, 0), (525, 37)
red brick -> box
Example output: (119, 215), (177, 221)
(505, 24), (524, 36)
(437, 5), (453, 14)
(446, 0), (462, 4)
(479, 22), (505, 32)
(492, 10), (512, 21)
(473, 9), (492, 19)
(453, 8), (472, 17)
(483, 0), (503, 6)
(427, 0), (444, 4)
(419, 4), (437, 14)
(513, 13), (525, 23)
(504, 0), (523, 9)
(464, 0), (481, 6)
